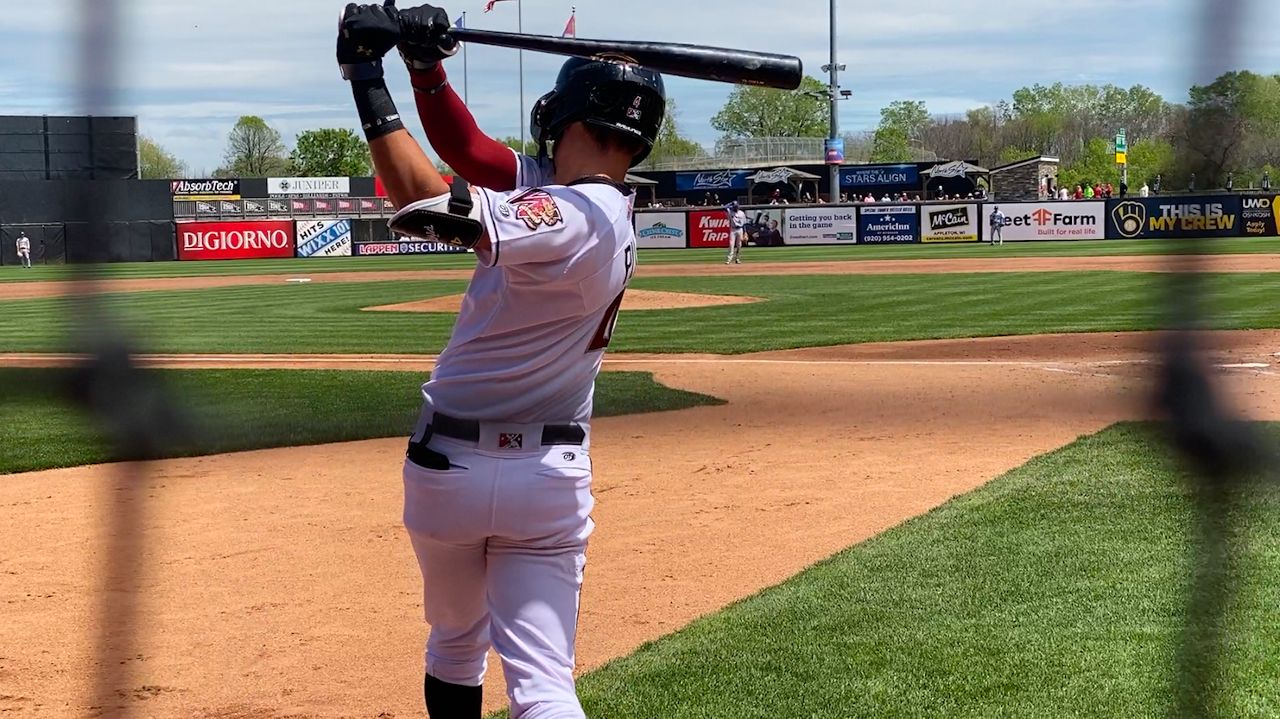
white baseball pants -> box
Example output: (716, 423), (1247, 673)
(403, 423), (595, 719)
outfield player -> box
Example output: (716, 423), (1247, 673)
(15, 231), (31, 268)
(725, 200), (745, 264)
(337, 3), (665, 717)
(989, 205), (1006, 245)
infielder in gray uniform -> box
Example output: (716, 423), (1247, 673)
(338, 3), (665, 717)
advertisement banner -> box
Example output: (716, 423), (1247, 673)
(840, 164), (919, 188)
(291, 199), (314, 213)
(359, 199), (380, 212)
(353, 239), (469, 256)
(688, 209), (732, 248)
(857, 205), (919, 244)
(296, 219), (353, 257)
(314, 199), (334, 214)
(1241, 194), (1280, 237)
(244, 199), (267, 215)
(267, 176), (351, 197)
(1106, 196), (1242, 239)
(195, 201), (219, 217)
(218, 199), (243, 214)
(825, 137), (845, 165)
(783, 207), (857, 244)
(634, 212), (688, 249)
(675, 170), (751, 193)
(171, 178), (240, 200)
(746, 208), (784, 246)
(991, 202), (1106, 241)
(921, 203), (980, 243)
(176, 220), (296, 260)
(268, 199), (290, 215)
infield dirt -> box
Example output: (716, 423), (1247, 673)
(5, 331), (1280, 717)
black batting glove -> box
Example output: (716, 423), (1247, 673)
(398, 4), (459, 70)
(337, 1), (402, 81)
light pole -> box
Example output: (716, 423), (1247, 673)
(823, 0), (844, 203)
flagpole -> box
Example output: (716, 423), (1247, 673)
(518, 0), (525, 154)
(461, 11), (469, 104)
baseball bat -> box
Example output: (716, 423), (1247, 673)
(447, 28), (803, 90)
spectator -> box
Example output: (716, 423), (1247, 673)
(770, 189), (782, 205)
(1263, 172), (1272, 192)
(758, 219), (784, 246)
(802, 192), (813, 203)
(863, 193), (876, 203)
(1153, 174), (1163, 194)
(1074, 185), (1084, 200)
(840, 192), (849, 202)
(712, 192), (722, 206)
(880, 193), (891, 202)
(1119, 181), (1128, 197)
(1084, 184), (1095, 199)
(817, 195), (827, 204)
(1188, 173), (1196, 192)
(1058, 186), (1070, 201)
(1140, 181), (1150, 198)
(1103, 182), (1114, 198)
(1226, 172), (1234, 191)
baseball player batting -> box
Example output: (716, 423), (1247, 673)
(338, 3), (662, 717)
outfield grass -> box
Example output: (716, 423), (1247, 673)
(549, 424), (1280, 719)
(0, 369), (722, 474)
(2, 271), (1279, 354)
(4, 237), (1280, 282)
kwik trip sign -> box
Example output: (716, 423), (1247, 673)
(267, 176), (352, 197)
(171, 178), (241, 200)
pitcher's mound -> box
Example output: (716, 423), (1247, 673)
(363, 289), (763, 313)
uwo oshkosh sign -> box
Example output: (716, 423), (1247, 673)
(1106, 196), (1242, 239)
(992, 202), (1106, 241)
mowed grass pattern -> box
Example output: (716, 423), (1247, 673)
(0, 368), (723, 474)
(5, 237), (1280, 282)
(2, 272), (1280, 353)
(537, 424), (1280, 719)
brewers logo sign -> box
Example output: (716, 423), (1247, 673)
(1106, 196), (1241, 239)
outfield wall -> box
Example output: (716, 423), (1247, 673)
(633, 193), (1280, 248)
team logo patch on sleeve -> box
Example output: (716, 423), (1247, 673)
(509, 190), (564, 231)
(498, 433), (524, 450)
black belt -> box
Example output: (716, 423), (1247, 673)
(430, 412), (586, 446)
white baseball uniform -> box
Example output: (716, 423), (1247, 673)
(16, 235), (31, 268)
(726, 208), (746, 264)
(402, 152), (634, 719)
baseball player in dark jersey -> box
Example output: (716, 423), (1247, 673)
(338, 4), (664, 717)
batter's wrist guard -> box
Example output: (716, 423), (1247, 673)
(388, 178), (484, 249)
(340, 59), (384, 82)
(350, 76), (405, 141)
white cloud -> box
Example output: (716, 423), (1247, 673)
(3, 0), (1279, 171)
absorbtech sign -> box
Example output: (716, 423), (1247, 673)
(991, 202), (1106, 241)
(177, 220), (296, 260)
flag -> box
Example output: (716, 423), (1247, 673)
(562, 9), (576, 38)
(454, 14), (465, 29)
(483, 0), (512, 12)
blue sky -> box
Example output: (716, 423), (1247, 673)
(2, 0), (1278, 174)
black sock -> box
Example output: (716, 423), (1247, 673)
(425, 673), (483, 719)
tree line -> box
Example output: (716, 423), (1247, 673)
(143, 69), (1280, 190)
(139, 116), (374, 179)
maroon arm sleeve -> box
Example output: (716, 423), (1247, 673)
(410, 64), (519, 192)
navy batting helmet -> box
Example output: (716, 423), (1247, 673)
(530, 57), (666, 166)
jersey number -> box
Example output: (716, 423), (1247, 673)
(587, 244), (634, 352)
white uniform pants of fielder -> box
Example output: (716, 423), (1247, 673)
(403, 423), (595, 719)
(726, 230), (743, 263)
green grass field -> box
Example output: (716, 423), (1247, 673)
(3, 237), (1280, 282)
(546, 424), (1280, 719)
(0, 368), (722, 474)
(2, 271), (1278, 354)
